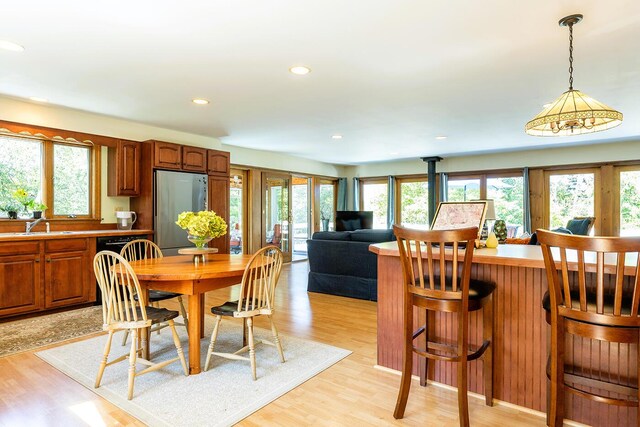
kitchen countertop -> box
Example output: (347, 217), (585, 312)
(0, 229), (153, 242)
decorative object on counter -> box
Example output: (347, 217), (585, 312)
(115, 210), (137, 231)
(525, 14), (623, 136)
(13, 188), (35, 213)
(1, 202), (20, 219)
(493, 220), (507, 243)
(320, 205), (331, 232)
(485, 232), (499, 248)
(175, 210), (227, 249)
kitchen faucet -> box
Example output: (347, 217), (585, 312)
(25, 217), (45, 234)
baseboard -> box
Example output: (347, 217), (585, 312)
(373, 365), (589, 427)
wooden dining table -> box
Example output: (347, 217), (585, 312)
(128, 253), (254, 374)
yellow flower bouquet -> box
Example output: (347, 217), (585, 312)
(176, 210), (227, 248)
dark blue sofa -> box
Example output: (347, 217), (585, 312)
(306, 229), (395, 301)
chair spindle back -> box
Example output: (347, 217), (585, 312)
(120, 239), (163, 262)
(236, 246), (284, 315)
(393, 225), (478, 301)
(94, 250), (149, 327)
(538, 229), (640, 325)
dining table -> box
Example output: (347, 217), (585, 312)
(128, 253), (254, 374)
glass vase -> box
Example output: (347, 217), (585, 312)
(187, 234), (213, 249)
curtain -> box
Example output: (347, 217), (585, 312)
(336, 178), (348, 211)
(352, 177), (360, 210)
(523, 167), (532, 234)
(439, 172), (448, 202)
(387, 175), (395, 229)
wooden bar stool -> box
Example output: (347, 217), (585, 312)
(392, 225), (495, 427)
(538, 229), (640, 426)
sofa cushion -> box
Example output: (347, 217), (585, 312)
(566, 218), (592, 236)
(350, 229), (395, 243)
(312, 231), (352, 241)
(342, 219), (362, 231)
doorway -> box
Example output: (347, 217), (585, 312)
(291, 176), (311, 261)
(262, 172), (292, 262)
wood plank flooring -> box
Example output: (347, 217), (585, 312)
(0, 261), (546, 426)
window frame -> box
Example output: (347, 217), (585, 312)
(395, 175), (429, 228)
(544, 167), (601, 233)
(613, 164), (640, 236)
(0, 134), (101, 221)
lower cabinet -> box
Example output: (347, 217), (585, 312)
(0, 238), (95, 319)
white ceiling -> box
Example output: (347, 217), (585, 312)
(1, 1), (639, 165)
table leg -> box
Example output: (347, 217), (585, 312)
(199, 294), (205, 339)
(188, 292), (203, 374)
(142, 288), (150, 359)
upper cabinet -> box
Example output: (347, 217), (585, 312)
(107, 140), (141, 197)
(182, 146), (207, 172)
(153, 141), (182, 170)
(207, 149), (230, 176)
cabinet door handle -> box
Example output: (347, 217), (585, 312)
(35, 257), (40, 263)
(46, 258), (51, 263)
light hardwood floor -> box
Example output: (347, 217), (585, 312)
(0, 261), (546, 426)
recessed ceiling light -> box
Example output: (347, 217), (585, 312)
(192, 98), (209, 105)
(289, 66), (311, 75)
(0, 40), (24, 52)
(435, 136), (448, 140)
(331, 134), (343, 140)
(543, 103), (553, 108)
(29, 97), (48, 103)
(390, 152), (399, 155)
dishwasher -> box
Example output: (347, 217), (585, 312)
(95, 234), (142, 304)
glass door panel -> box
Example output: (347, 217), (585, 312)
(262, 172), (292, 262)
(291, 176), (311, 260)
(229, 169), (245, 254)
(319, 182), (335, 231)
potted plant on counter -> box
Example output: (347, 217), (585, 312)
(31, 202), (47, 219)
(1, 202), (21, 219)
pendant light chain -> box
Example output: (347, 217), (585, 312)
(568, 23), (574, 90)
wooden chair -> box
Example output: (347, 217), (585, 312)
(204, 246), (285, 380)
(93, 250), (188, 400)
(119, 239), (189, 346)
(392, 225), (495, 427)
(538, 229), (640, 426)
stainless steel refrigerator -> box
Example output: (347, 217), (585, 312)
(155, 170), (208, 256)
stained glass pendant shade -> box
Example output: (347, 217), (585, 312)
(525, 14), (623, 136)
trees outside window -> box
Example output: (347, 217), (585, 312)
(399, 180), (429, 229)
(0, 135), (95, 218)
(619, 170), (640, 236)
(447, 178), (480, 201)
(361, 181), (388, 229)
(548, 173), (595, 230)
(487, 176), (524, 235)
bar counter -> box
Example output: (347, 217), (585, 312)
(370, 242), (637, 426)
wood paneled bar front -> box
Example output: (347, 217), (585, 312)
(370, 242), (637, 426)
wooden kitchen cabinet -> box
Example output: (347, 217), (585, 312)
(0, 238), (96, 319)
(108, 139), (141, 196)
(207, 149), (230, 176)
(182, 146), (207, 172)
(153, 141), (182, 170)
(44, 239), (91, 308)
(0, 242), (42, 317)
(208, 175), (230, 254)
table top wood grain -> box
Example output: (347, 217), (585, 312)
(127, 254), (254, 281)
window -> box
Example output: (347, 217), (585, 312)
(0, 134), (97, 219)
(487, 176), (524, 237)
(398, 178), (429, 229)
(547, 171), (596, 231)
(229, 169), (245, 253)
(360, 179), (388, 229)
(447, 178), (480, 201)
(319, 180), (335, 231)
(619, 169), (640, 236)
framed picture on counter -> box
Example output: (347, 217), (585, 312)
(430, 201), (487, 238)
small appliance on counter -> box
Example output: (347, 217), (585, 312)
(116, 211), (137, 230)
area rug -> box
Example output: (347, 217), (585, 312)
(0, 306), (103, 357)
(36, 317), (351, 427)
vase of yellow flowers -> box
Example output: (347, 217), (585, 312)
(175, 210), (227, 249)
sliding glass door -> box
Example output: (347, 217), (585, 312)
(262, 172), (292, 262)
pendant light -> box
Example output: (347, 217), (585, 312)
(525, 14), (623, 136)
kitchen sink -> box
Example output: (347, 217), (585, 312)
(2, 231), (75, 236)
